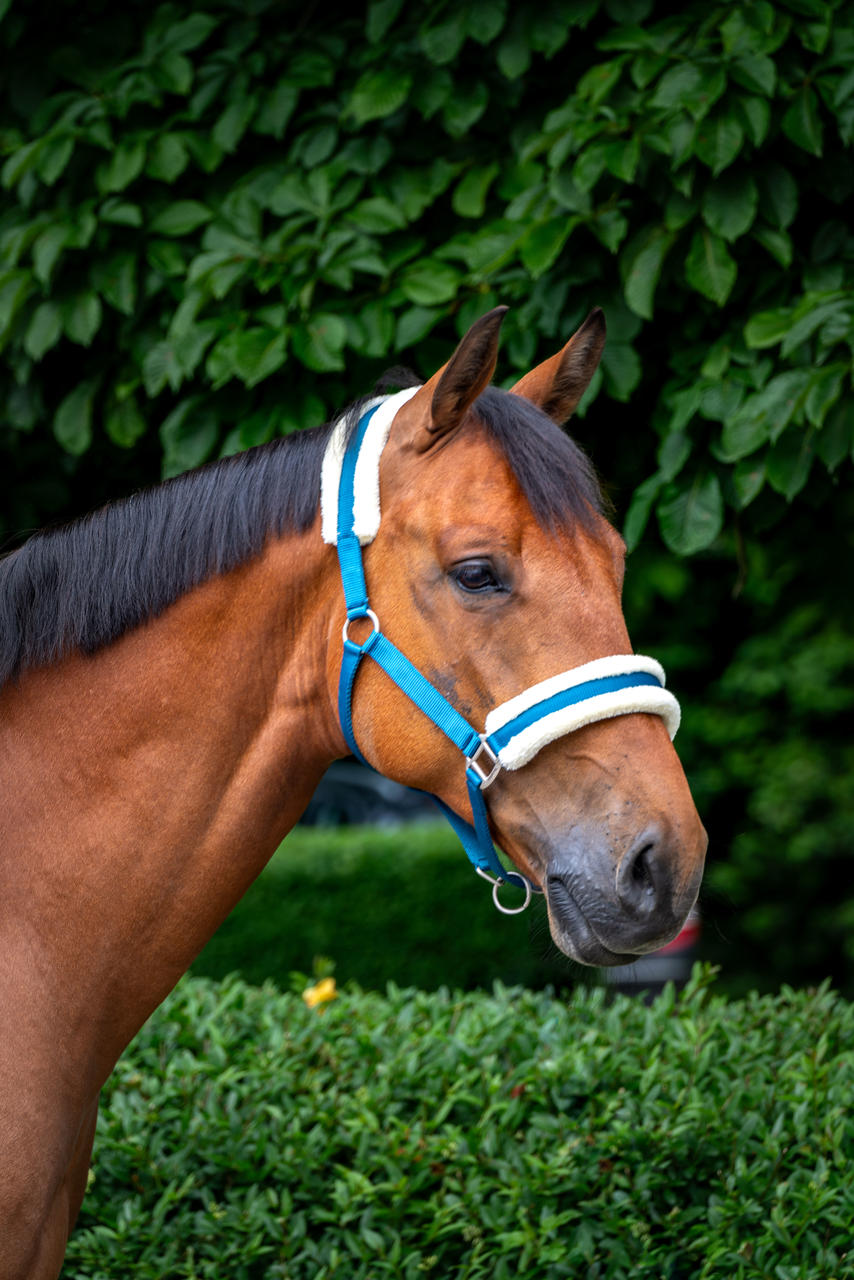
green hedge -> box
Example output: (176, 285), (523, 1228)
(66, 971), (853, 1278)
(192, 824), (579, 994)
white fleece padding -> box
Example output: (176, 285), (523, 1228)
(484, 654), (681, 771)
(321, 386), (420, 546)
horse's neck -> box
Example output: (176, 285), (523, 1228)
(0, 522), (342, 1083)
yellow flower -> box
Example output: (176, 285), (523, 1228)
(302, 976), (337, 1008)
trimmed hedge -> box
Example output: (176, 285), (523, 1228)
(66, 970), (853, 1278)
(192, 824), (578, 995)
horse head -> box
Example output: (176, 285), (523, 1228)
(329, 307), (707, 965)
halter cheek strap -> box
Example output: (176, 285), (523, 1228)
(323, 393), (681, 913)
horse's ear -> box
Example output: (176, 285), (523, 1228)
(404, 306), (508, 448)
(511, 309), (606, 426)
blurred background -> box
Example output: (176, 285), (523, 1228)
(2, 0), (852, 998)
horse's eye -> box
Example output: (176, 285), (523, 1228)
(452, 561), (501, 593)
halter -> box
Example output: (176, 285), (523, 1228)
(322, 390), (681, 914)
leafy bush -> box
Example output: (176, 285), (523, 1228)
(66, 970), (853, 1278)
(192, 824), (578, 994)
(2, 0), (851, 544)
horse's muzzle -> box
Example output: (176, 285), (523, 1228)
(544, 823), (705, 966)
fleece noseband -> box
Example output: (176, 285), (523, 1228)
(321, 389), (681, 913)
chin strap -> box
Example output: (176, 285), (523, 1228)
(326, 395), (681, 914)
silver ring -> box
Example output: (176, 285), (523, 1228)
(476, 866), (534, 915)
(342, 609), (380, 646)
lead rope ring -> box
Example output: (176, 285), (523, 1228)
(475, 866), (533, 915)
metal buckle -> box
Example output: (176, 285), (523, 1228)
(466, 735), (502, 789)
(476, 866), (533, 915)
(342, 609), (380, 647)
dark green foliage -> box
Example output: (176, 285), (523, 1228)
(65, 971), (854, 1278)
(2, 0), (854, 990)
(192, 824), (582, 994)
(2, 0), (852, 539)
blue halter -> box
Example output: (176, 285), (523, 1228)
(333, 400), (678, 913)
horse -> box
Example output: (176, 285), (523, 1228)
(0, 305), (707, 1278)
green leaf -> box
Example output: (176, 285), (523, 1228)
(465, 0), (507, 44)
(453, 164), (499, 218)
(64, 291), (102, 346)
(815, 401), (852, 471)
(105, 395), (147, 448)
(38, 135), (74, 185)
(212, 95), (258, 152)
(400, 260), (461, 306)
(684, 230), (737, 306)
(153, 49), (193, 95)
(623, 472), (663, 552)
(702, 172), (758, 241)
(150, 201), (213, 236)
(719, 371), (810, 460)
(744, 307), (792, 349)
(32, 224), (68, 284)
(730, 457), (765, 509)
(497, 29), (531, 79)
(367, 0), (406, 42)
(731, 53), (776, 96)
(782, 87), (824, 156)
(254, 82), (299, 138)
(1, 139), (42, 190)
(292, 313), (349, 371)
(160, 398), (219, 478)
(694, 112), (744, 175)
(657, 472), (724, 555)
(577, 58), (624, 105)
(658, 431), (692, 481)
(766, 428), (815, 500)
(143, 340), (182, 396)
(443, 81), (488, 137)
(99, 198), (143, 227)
(348, 67), (413, 122)
(91, 252), (137, 315)
(54, 380), (96, 455)
(780, 297), (850, 357)
(23, 300), (63, 359)
(601, 342), (641, 401)
(160, 12), (218, 53)
(757, 163), (798, 228)
(396, 306), (441, 348)
(737, 94), (771, 147)
(206, 327), (287, 389)
(520, 218), (573, 277)
(752, 226), (792, 268)
(804, 363), (846, 428)
(621, 225), (675, 319)
(347, 196), (408, 233)
(652, 63), (725, 119)
(420, 13), (467, 64)
(96, 140), (146, 194)
(147, 134), (189, 183)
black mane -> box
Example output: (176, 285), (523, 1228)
(0, 380), (603, 687)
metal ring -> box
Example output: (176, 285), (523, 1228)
(476, 866), (534, 915)
(342, 609), (380, 647)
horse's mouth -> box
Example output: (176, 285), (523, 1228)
(546, 878), (637, 967)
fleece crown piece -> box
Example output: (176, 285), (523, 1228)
(321, 387), (419, 546)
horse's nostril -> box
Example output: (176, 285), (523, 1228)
(630, 843), (655, 894)
(617, 833), (669, 917)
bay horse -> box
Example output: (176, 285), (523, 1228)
(0, 306), (706, 1278)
